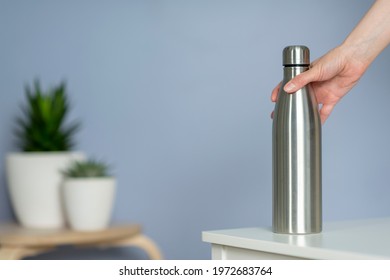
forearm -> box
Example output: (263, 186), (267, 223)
(341, 0), (390, 67)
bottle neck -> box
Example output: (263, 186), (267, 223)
(283, 65), (309, 80)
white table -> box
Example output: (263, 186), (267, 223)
(202, 217), (390, 260)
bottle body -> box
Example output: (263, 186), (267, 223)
(272, 65), (322, 234)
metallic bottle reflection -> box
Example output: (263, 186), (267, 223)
(272, 46), (322, 234)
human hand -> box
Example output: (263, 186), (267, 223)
(271, 45), (367, 124)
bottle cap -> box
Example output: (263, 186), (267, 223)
(283, 45), (310, 66)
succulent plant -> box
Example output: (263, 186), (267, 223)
(15, 80), (80, 151)
(62, 159), (111, 178)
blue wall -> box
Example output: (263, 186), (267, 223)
(1, 0), (388, 260)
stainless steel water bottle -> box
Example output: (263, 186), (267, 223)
(272, 45), (322, 234)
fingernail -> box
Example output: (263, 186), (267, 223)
(284, 82), (296, 92)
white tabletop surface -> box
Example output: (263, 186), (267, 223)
(202, 217), (390, 259)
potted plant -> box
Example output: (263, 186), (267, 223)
(62, 159), (116, 231)
(6, 80), (84, 229)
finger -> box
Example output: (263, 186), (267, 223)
(283, 67), (321, 93)
(271, 82), (281, 102)
(319, 104), (335, 124)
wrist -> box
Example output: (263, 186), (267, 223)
(340, 0), (390, 68)
(337, 41), (372, 72)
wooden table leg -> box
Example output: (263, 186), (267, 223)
(0, 246), (54, 260)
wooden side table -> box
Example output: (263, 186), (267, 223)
(0, 223), (162, 260)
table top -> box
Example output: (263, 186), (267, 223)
(0, 224), (141, 246)
(202, 217), (390, 259)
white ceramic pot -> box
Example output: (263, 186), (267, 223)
(63, 177), (116, 231)
(6, 152), (85, 229)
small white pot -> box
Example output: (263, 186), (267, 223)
(63, 177), (116, 231)
(6, 152), (85, 229)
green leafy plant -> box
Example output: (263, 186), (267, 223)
(62, 159), (111, 178)
(15, 80), (80, 151)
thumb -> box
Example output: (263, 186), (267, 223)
(283, 67), (320, 93)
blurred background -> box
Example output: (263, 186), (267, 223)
(1, 0), (389, 260)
